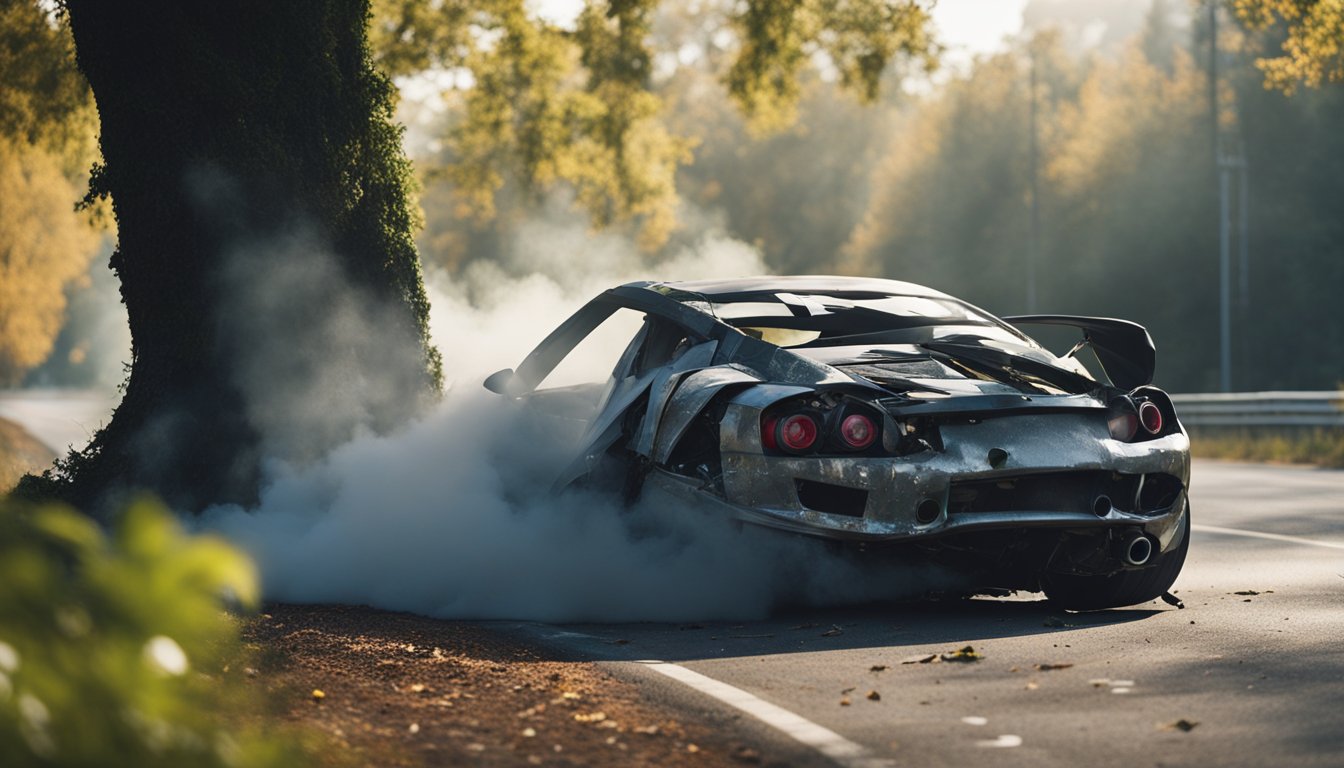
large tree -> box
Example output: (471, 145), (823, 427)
(24, 1), (442, 513)
(21, 0), (935, 513)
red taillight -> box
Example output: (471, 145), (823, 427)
(1139, 401), (1163, 434)
(777, 413), (819, 453)
(839, 414), (877, 450)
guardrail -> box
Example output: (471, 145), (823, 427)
(1170, 391), (1344, 428)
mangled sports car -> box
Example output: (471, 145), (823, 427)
(484, 277), (1189, 610)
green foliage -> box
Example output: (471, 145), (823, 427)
(0, 498), (307, 767)
(725, 0), (935, 133)
(380, 0), (934, 250)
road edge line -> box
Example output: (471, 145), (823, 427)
(1192, 523), (1344, 550)
(637, 660), (892, 768)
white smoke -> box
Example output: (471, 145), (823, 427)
(200, 216), (967, 622)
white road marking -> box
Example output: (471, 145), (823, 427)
(1192, 524), (1344, 551)
(637, 660), (894, 768)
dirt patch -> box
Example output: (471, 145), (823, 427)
(243, 604), (778, 767)
(0, 416), (56, 492)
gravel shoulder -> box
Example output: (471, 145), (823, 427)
(243, 604), (780, 767)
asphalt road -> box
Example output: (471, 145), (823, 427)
(4, 393), (1340, 765)
(511, 460), (1344, 768)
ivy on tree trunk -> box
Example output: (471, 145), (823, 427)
(24, 0), (442, 513)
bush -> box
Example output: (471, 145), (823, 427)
(0, 498), (307, 767)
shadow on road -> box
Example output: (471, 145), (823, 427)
(523, 597), (1168, 664)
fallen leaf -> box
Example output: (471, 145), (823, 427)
(870, 665), (889, 672)
(687, 744), (700, 753)
(561, 691), (581, 700)
(522, 728), (537, 738)
(1025, 681), (1039, 690)
(574, 712), (608, 723)
(409, 683), (427, 693)
(1035, 663), (1074, 671)
(841, 687), (856, 695)
(901, 654), (938, 665)
(941, 646), (983, 663)
(839, 697), (852, 706)
(1161, 719), (1199, 732)
(633, 725), (660, 736)
(866, 690), (881, 701)
(311, 689), (326, 702)
(1233, 590), (1260, 596)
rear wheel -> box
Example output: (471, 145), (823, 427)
(1042, 507), (1190, 610)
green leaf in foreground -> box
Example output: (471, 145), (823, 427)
(0, 497), (309, 767)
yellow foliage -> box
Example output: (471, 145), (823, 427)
(0, 139), (102, 385)
(1235, 0), (1344, 93)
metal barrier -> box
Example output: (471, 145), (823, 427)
(1170, 391), (1344, 428)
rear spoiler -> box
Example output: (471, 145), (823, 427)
(1003, 315), (1155, 390)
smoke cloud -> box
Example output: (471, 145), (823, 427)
(201, 213), (968, 622)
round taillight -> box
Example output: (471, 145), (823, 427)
(839, 414), (877, 450)
(1139, 401), (1163, 435)
(1107, 398), (1139, 441)
(777, 414), (819, 453)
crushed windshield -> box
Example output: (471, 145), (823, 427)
(686, 291), (1032, 349)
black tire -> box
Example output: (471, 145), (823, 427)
(1042, 507), (1190, 611)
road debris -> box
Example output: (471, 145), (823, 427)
(1161, 719), (1200, 732)
(311, 689), (326, 702)
(976, 734), (1022, 748)
(941, 646), (983, 662)
(902, 654), (938, 665)
(961, 716), (988, 726)
(574, 711), (608, 723)
(866, 690), (881, 701)
(839, 697), (852, 706)
(731, 746), (762, 763)
(820, 625), (844, 637)
(1035, 662), (1074, 671)
(1161, 592), (1185, 608)
(870, 664), (889, 672)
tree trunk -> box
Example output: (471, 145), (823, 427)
(26, 0), (442, 513)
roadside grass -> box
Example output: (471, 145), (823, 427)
(1189, 427), (1344, 469)
(0, 416), (55, 493)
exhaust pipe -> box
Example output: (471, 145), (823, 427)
(1118, 530), (1154, 566)
(1092, 495), (1113, 517)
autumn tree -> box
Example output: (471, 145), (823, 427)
(1234, 0), (1344, 92)
(0, 0), (102, 386)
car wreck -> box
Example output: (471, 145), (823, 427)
(484, 276), (1190, 610)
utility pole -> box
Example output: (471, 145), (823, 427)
(1027, 45), (1040, 314)
(1210, 0), (1232, 393)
